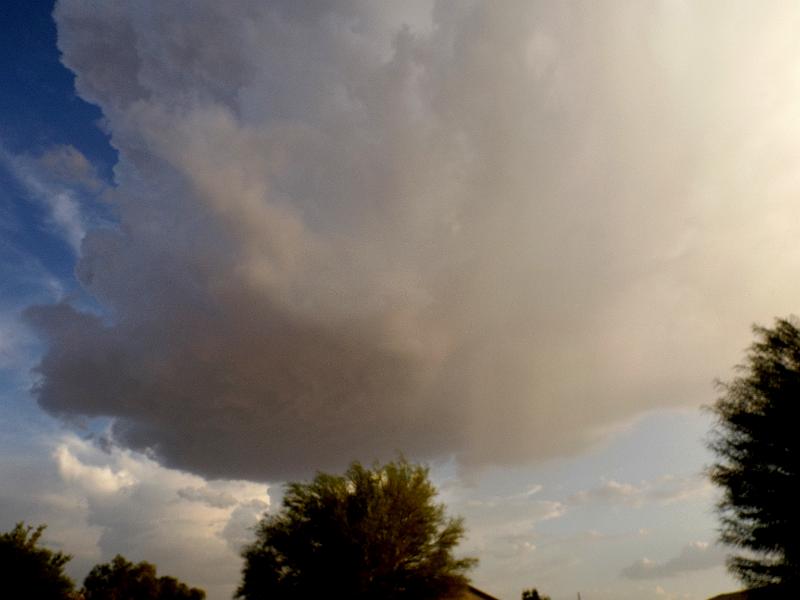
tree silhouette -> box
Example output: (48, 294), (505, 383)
(521, 588), (550, 600)
(237, 458), (476, 600)
(0, 522), (75, 599)
(709, 318), (800, 593)
(82, 554), (205, 600)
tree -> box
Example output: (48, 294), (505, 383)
(0, 522), (75, 599)
(521, 588), (551, 600)
(709, 318), (800, 593)
(236, 458), (477, 600)
(82, 554), (205, 600)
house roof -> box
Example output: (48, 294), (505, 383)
(466, 585), (501, 600)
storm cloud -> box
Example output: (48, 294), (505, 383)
(27, 1), (800, 481)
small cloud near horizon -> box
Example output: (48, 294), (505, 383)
(621, 541), (727, 580)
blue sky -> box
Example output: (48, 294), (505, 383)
(0, 0), (113, 298)
(5, 1), (800, 599)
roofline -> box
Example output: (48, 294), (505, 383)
(468, 585), (501, 600)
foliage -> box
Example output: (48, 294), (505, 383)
(82, 554), (205, 600)
(237, 458), (477, 600)
(709, 318), (800, 592)
(521, 588), (550, 600)
(0, 522), (75, 599)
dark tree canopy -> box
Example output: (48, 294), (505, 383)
(521, 588), (550, 600)
(82, 554), (205, 600)
(709, 318), (800, 592)
(237, 458), (477, 600)
(0, 522), (75, 599)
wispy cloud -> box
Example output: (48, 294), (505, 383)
(0, 313), (36, 373)
(621, 541), (727, 580)
(463, 484), (544, 509)
(569, 474), (712, 509)
(0, 143), (104, 253)
(448, 480), (567, 564)
(38, 145), (105, 193)
(0, 247), (64, 384)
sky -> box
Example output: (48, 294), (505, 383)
(2, 1), (800, 598)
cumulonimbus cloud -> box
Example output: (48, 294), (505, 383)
(26, 1), (800, 481)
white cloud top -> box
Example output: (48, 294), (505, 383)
(0, 434), (270, 599)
